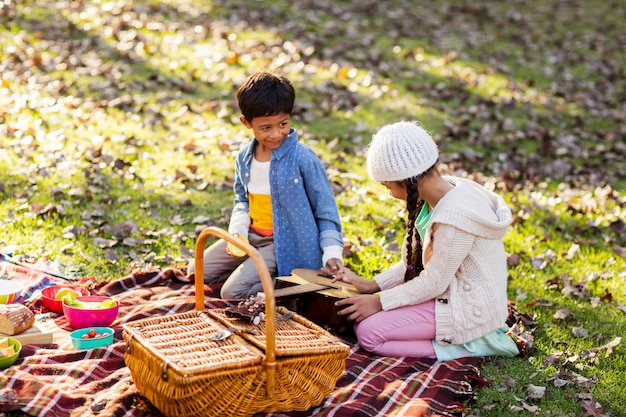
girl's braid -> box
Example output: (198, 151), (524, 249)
(403, 177), (425, 281)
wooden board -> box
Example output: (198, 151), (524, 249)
(0, 320), (55, 344)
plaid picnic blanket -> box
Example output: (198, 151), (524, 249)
(0, 260), (488, 417)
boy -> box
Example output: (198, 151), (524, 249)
(189, 72), (344, 299)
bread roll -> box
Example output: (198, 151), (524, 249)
(0, 304), (35, 335)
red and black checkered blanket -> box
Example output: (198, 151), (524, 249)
(0, 260), (488, 417)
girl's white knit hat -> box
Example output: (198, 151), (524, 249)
(366, 121), (439, 182)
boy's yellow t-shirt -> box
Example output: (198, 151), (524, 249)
(248, 158), (274, 236)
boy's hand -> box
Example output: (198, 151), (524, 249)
(321, 258), (343, 276)
(226, 234), (249, 257)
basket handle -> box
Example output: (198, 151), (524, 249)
(194, 226), (277, 396)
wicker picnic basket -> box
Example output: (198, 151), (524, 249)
(122, 226), (350, 417)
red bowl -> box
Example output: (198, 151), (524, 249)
(62, 296), (119, 329)
(41, 285), (90, 313)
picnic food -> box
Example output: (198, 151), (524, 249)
(54, 288), (82, 301)
(65, 299), (117, 309)
(0, 337), (16, 357)
(81, 328), (107, 339)
(0, 304), (35, 335)
(62, 292), (117, 309)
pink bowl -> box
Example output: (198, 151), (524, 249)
(41, 285), (90, 313)
(62, 296), (119, 329)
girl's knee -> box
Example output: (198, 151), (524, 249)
(354, 324), (381, 352)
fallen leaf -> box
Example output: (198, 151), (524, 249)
(93, 237), (118, 248)
(104, 249), (118, 261)
(565, 243), (580, 260)
(507, 252), (521, 266)
(553, 308), (573, 321)
(530, 257), (547, 270)
(580, 397), (605, 417)
(169, 214), (186, 226)
(613, 245), (626, 257)
(527, 298), (553, 307)
(526, 384), (546, 400)
(572, 327), (588, 338)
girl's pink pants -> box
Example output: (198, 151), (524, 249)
(354, 299), (437, 358)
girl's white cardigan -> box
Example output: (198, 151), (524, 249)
(374, 177), (512, 345)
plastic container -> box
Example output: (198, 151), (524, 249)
(41, 285), (90, 313)
(62, 296), (119, 329)
(0, 337), (22, 369)
(70, 327), (114, 350)
(0, 281), (22, 304)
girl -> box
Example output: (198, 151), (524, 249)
(334, 121), (520, 360)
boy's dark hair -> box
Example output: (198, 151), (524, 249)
(237, 72), (295, 122)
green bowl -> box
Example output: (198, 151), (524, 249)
(0, 337), (22, 369)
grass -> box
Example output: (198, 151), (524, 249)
(1, 0), (625, 416)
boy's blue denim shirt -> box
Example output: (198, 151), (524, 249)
(232, 128), (343, 276)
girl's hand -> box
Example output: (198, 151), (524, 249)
(334, 294), (382, 323)
(332, 267), (380, 294)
